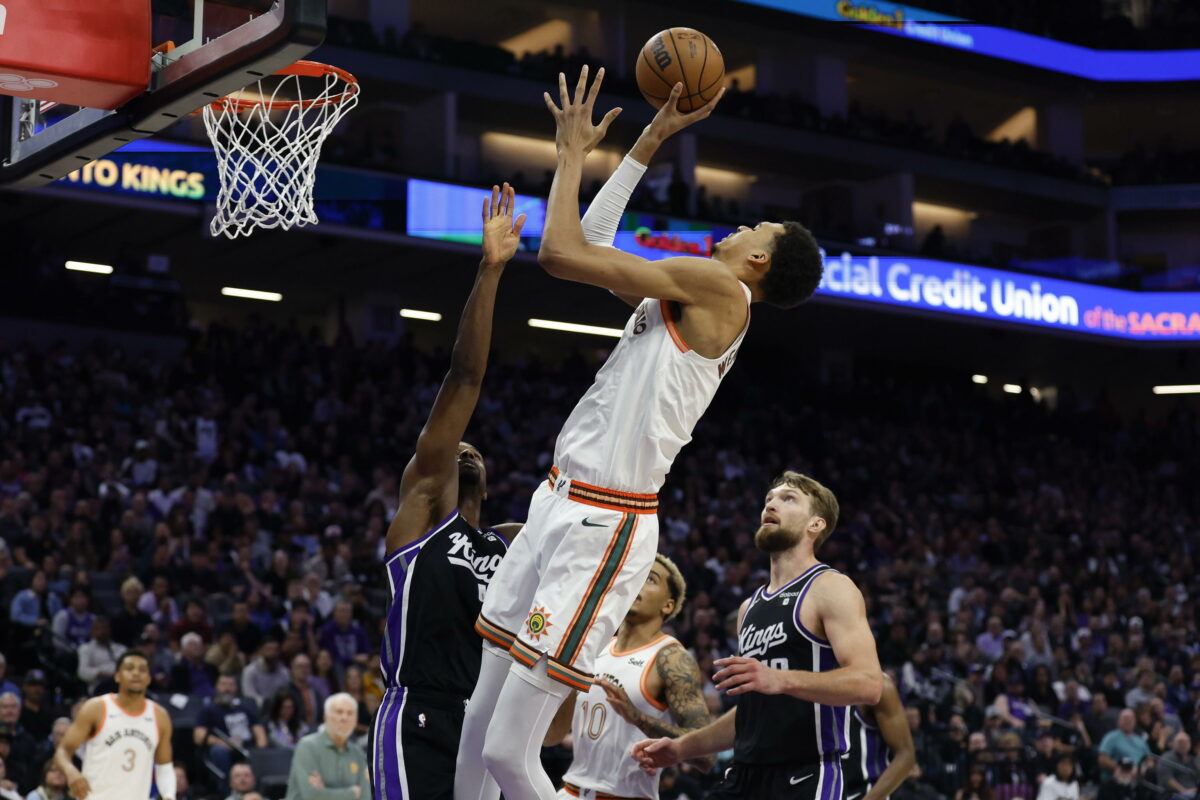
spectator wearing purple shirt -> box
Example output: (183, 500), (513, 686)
(316, 601), (369, 667)
(976, 616), (1007, 662)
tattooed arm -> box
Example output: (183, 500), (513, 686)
(597, 643), (716, 771)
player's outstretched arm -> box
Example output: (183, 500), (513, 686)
(864, 675), (917, 800)
(539, 68), (740, 308)
(56, 698), (103, 799)
(631, 708), (736, 775)
(582, 82), (723, 309)
(386, 184), (526, 553)
(714, 573), (882, 706)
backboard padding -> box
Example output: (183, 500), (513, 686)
(0, 0), (326, 189)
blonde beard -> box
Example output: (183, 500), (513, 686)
(754, 523), (803, 553)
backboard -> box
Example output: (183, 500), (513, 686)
(0, 0), (327, 189)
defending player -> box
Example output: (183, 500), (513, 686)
(632, 471), (882, 800)
(543, 554), (715, 800)
(372, 184), (526, 800)
(457, 68), (825, 800)
(842, 674), (916, 800)
(54, 650), (175, 800)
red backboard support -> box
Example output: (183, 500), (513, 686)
(0, 0), (152, 109)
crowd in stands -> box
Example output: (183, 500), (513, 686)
(0, 309), (1195, 799)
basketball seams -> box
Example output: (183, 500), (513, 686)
(666, 29), (695, 110)
(640, 48), (675, 91)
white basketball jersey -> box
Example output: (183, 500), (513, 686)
(554, 288), (751, 494)
(83, 694), (160, 800)
(563, 634), (679, 800)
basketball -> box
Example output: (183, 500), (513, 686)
(635, 28), (724, 113)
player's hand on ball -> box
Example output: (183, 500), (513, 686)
(647, 82), (725, 141)
(597, 678), (639, 725)
(543, 66), (622, 156)
(713, 656), (785, 695)
(69, 776), (91, 799)
(631, 737), (681, 774)
(481, 182), (527, 266)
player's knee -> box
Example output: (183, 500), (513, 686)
(481, 726), (520, 783)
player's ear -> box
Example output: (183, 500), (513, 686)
(807, 516), (826, 537)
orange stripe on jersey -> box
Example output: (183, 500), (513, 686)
(660, 300), (690, 353)
(640, 645), (670, 712)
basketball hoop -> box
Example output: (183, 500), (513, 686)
(202, 60), (359, 239)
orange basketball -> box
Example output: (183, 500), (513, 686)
(635, 28), (724, 113)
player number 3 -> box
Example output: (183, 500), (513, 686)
(122, 749), (136, 772)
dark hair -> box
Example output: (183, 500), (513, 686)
(761, 221), (824, 309)
(115, 649), (149, 673)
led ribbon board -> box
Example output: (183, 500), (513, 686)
(820, 253), (1200, 341)
(737, 0), (1200, 81)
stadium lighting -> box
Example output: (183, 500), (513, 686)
(221, 287), (282, 302)
(1003, 384), (1022, 394)
(1152, 384), (1200, 395)
(528, 318), (623, 338)
(972, 374), (988, 384)
(400, 309), (442, 322)
(65, 260), (113, 274)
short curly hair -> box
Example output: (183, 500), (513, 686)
(761, 221), (824, 309)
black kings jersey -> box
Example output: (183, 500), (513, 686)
(380, 510), (508, 696)
(734, 563), (849, 765)
(843, 706), (891, 798)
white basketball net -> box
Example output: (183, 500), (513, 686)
(203, 65), (359, 239)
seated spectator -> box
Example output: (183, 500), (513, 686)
(1037, 754), (1080, 800)
(220, 601), (264, 657)
(285, 654), (326, 732)
(49, 587), (93, 652)
(137, 575), (180, 630)
(9, 571), (61, 666)
(206, 631), (247, 677)
(284, 694), (368, 800)
(242, 638), (290, 709)
(955, 764), (994, 800)
(1157, 731), (1198, 799)
(316, 602), (369, 668)
(194, 674), (267, 785)
(22, 760), (67, 800)
(110, 577), (151, 648)
(311, 650), (338, 699)
(31, 719), (68, 774)
(169, 632), (218, 697)
(76, 617), (126, 694)
(16, 673), (54, 743)
(1125, 668), (1158, 711)
(136, 623), (175, 690)
(0, 696), (36, 793)
(169, 598), (214, 647)
(1099, 709), (1152, 775)
(265, 692), (307, 749)
(224, 762), (257, 800)
(174, 762), (196, 800)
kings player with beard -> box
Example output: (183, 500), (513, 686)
(633, 471), (882, 800)
(371, 184), (527, 800)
